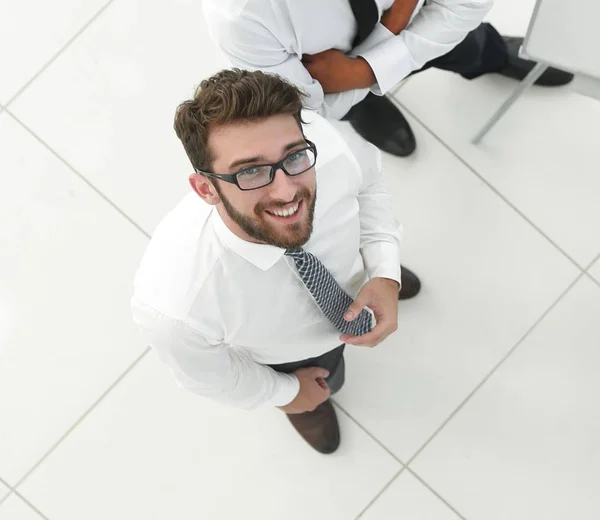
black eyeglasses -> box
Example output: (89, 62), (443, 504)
(195, 140), (317, 191)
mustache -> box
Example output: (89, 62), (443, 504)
(256, 188), (312, 212)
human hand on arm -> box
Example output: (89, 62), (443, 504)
(302, 51), (376, 93)
(380, 0), (420, 34)
(206, 10), (364, 118)
(340, 277), (399, 347)
(277, 367), (331, 414)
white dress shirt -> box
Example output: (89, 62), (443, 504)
(203, 0), (493, 119)
(131, 113), (402, 410)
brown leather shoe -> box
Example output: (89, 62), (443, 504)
(287, 400), (340, 454)
(399, 266), (421, 300)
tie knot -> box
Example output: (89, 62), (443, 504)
(285, 248), (304, 258)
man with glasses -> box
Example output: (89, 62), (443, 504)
(204, 0), (572, 157)
(131, 69), (403, 454)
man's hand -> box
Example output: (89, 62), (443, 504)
(302, 50), (375, 93)
(340, 277), (399, 347)
(278, 366), (331, 414)
(380, 0), (420, 35)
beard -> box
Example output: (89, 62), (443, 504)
(215, 183), (317, 249)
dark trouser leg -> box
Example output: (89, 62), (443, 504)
(414, 22), (573, 86)
(268, 344), (346, 394)
(414, 23), (508, 79)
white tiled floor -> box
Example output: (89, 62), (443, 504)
(1, 1), (599, 519)
(0, 113), (148, 484)
(411, 276), (600, 520)
(590, 260), (600, 285)
(360, 471), (462, 520)
(17, 355), (400, 520)
(9, 0), (226, 235)
(0, 494), (43, 520)
(0, 482), (8, 504)
(0, 0), (110, 104)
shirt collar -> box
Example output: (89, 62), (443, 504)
(210, 208), (286, 271)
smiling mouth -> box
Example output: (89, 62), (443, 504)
(265, 200), (301, 218)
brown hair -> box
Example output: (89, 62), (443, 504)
(174, 68), (306, 173)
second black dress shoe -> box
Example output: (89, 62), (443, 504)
(347, 93), (416, 157)
(498, 37), (574, 86)
(399, 266), (421, 300)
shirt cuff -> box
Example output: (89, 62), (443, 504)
(264, 372), (300, 407)
(356, 32), (416, 96)
(350, 23), (395, 56)
(362, 241), (402, 286)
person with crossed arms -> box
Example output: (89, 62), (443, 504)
(203, 0), (572, 158)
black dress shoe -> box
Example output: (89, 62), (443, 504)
(347, 93), (416, 157)
(287, 400), (340, 454)
(498, 37), (574, 86)
(399, 266), (421, 300)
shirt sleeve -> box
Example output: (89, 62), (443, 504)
(131, 299), (300, 410)
(203, 5), (368, 120)
(332, 122), (403, 284)
(353, 0), (494, 95)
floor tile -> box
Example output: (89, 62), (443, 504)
(0, 0), (109, 104)
(361, 471), (461, 520)
(394, 68), (600, 267)
(589, 258), (600, 285)
(9, 0), (227, 235)
(18, 354), (400, 520)
(0, 113), (147, 483)
(334, 115), (579, 462)
(0, 494), (43, 520)
(411, 276), (600, 520)
(483, 0), (537, 35)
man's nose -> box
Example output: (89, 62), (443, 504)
(267, 167), (297, 201)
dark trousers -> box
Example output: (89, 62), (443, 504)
(268, 344), (346, 394)
(414, 22), (508, 79)
(342, 23), (508, 121)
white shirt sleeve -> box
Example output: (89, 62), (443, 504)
(353, 0), (494, 95)
(131, 300), (300, 410)
(333, 123), (403, 284)
(204, 7), (368, 120)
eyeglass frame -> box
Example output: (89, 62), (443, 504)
(194, 140), (318, 191)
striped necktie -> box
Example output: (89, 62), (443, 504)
(286, 248), (373, 336)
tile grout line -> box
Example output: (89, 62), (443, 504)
(9, 490), (51, 520)
(11, 347), (150, 492)
(0, 475), (14, 508)
(583, 251), (600, 273)
(404, 271), (585, 468)
(585, 271), (600, 290)
(406, 467), (469, 520)
(0, 491), (12, 509)
(353, 467), (406, 520)
(332, 400), (406, 466)
(388, 96), (586, 273)
(6, 109), (150, 240)
(4, 0), (118, 109)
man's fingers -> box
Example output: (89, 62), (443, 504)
(344, 292), (370, 322)
(303, 366), (330, 380)
(316, 377), (329, 390)
(340, 321), (393, 347)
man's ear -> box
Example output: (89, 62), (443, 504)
(189, 174), (221, 205)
